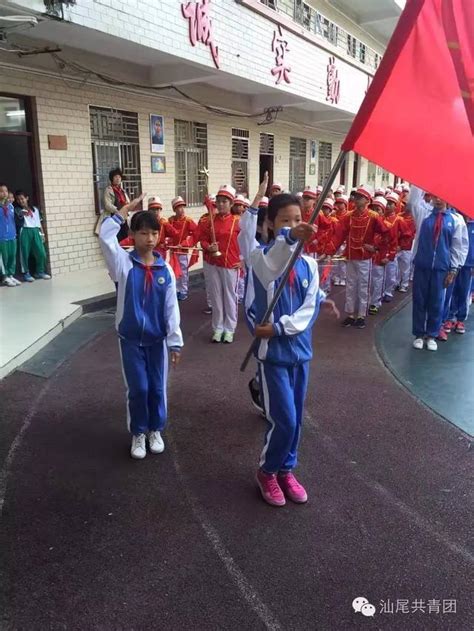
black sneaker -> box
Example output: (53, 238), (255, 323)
(355, 317), (366, 329)
(342, 316), (355, 327)
(202, 307), (212, 315)
(248, 378), (264, 414)
(368, 305), (379, 315)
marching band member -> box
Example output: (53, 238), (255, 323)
(197, 197), (217, 315)
(331, 194), (349, 286)
(146, 196), (179, 260)
(316, 198), (337, 294)
(328, 186), (388, 329)
(200, 184), (241, 344)
(368, 197), (390, 314)
(269, 182), (283, 198)
(168, 196), (198, 301)
(394, 192), (416, 293)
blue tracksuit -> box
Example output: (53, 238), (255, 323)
(411, 203), (468, 338)
(243, 227), (323, 474)
(0, 203), (16, 241)
(443, 219), (474, 322)
(100, 215), (183, 435)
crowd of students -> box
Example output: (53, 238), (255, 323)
(0, 183), (51, 286)
(98, 172), (472, 506)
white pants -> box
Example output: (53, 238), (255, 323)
(384, 259), (398, 298)
(208, 266), (239, 334)
(397, 250), (412, 290)
(202, 260), (212, 308)
(332, 260), (346, 284)
(370, 264), (385, 308)
(237, 270), (246, 303)
(345, 259), (372, 317)
(176, 254), (189, 296)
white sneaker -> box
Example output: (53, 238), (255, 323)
(223, 331), (234, 344)
(340, 279), (346, 286)
(412, 338), (424, 350)
(3, 276), (16, 287)
(399, 287), (408, 293)
(131, 433), (146, 459)
(426, 338), (438, 352)
(148, 431), (165, 454)
(11, 276), (22, 285)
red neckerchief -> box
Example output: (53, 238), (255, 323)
(138, 262), (154, 294)
(113, 185), (127, 209)
(2, 203), (9, 218)
(433, 211), (444, 245)
(25, 206), (33, 218)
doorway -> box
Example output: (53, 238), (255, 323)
(259, 132), (274, 194)
(0, 95), (37, 201)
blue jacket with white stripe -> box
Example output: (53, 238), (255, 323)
(99, 215), (183, 350)
(240, 219), (323, 366)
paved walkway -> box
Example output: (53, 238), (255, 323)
(0, 287), (472, 630)
(0, 267), (114, 379)
(377, 300), (474, 436)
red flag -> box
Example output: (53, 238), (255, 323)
(168, 251), (183, 279)
(343, 0), (474, 217)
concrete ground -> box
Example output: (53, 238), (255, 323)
(377, 300), (474, 436)
(0, 285), (472, 631)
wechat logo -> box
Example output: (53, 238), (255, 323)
(353, 597), (376, 617)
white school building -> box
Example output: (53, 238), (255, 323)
(0, 0), (404, 276)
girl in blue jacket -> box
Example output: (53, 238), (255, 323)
(241, 193), (324, 507)
(100, 209), (183, 460)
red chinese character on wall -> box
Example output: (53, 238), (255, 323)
(181, 0), (219, 69)
(326, 55), (340, 104)
(271, 25), (291, 85)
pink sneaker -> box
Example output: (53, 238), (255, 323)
(443, 321), (454, 333)
(277, 472), (308, 503)
(454, 321), (466, 334)
(256, 470), (286, 507)
(437, 328), (448, 342)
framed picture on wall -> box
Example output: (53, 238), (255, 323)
(310, 140), (317, 164)
(151, 155), (166, 173)
(150, 114), (165, 153)
(309, 163), (316, 175)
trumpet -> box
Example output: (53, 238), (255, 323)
(204, 194), (222, 258)
(167, 245), (205, 252)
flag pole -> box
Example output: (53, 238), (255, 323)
(240, 149), (348, 372)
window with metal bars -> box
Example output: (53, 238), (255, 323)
(89, 106), (142, 215)
(231, 128), (249, 195)
(174, 120), (208, 206)
(289, 137), (307, 193)
(318, 141), (332, 186)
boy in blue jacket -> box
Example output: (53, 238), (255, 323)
(0, 182), (20, 287)
(408, 187), (468, 351)
(99, 208), (183, 459)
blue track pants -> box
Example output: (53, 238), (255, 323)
(412, 267), (447, 338)
(258, 361), (310, 474)
(119, 339), (168, 435)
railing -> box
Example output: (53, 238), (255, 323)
(260, 0), (381, 71)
